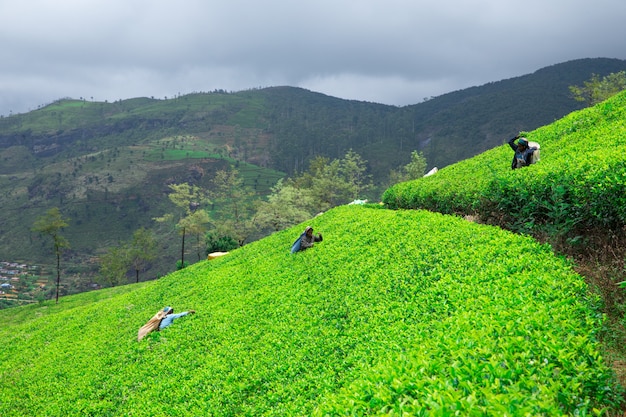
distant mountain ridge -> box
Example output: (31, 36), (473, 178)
(1, 58), (625, 174)
(404, 57), (626, 166)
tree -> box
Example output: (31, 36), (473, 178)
(99, 228), (158, 286)
(254, 178), (314, 232)
(388, 150), (427, 185)
(127, 227), (159, 283)
(210, 169), (257, 246)
(32, 207), (70, 303)
(154, 183), (210, 269)
(569, 71), (626, 106)
(99, 245), (129, 287)
(339, 149), (372, 200)
(292, 151), (372, 212)
(179, 210), (211, 261)
(205, 231), (239, 254)
(294, 156), (349, 212)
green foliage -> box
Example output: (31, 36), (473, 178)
(2, 59), (626, 290)
(2, 61), (626, 414)
(161, 183), (209, 218)
(31, 207), (70, 244)
(31, 207), (70, 303)
(291, 150), (374, 212)
(204, 231), (238, 254)
(253, 178), (314, 233)
(387, 150), (428, 185)
(127, 227), (159, 282)
(0, 206), (622, 415)
(303, 156), (350, 211)
(175, 259), (189, 270)
(155, 183), (211, 268)
(99, 227), (159, 287)
(339, 149), (373, 200)
(210, 169), (257, 246)
(383, 90), (626, 239)
(99, 245), (129, 287)
(570, 71), (626, 106)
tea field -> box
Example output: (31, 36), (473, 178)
(3, 89), (626, 415)
(0, 205), (622, 416)
(383, 90), (626, 239)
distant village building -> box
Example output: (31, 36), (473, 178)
(0, 261), (41, 304)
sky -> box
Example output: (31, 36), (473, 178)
(1, 0), (626, 117)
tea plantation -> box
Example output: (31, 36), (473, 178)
(383, 90), (626, 239)
(2, 91), (626, 415)
(0, 204), (622, 415)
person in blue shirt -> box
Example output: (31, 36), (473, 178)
(137, 306), (195, 341)
(159, 306), (195, 330)
(508, 135), (538, 169)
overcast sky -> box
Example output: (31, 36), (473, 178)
(1, 0), (625, 116)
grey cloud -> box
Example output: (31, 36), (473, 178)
(1, 0), (625, 115)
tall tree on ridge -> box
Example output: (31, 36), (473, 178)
(32, 207), (70, 303)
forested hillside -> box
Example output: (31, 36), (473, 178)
(0, 57), (625, 302)
(2, 58), (625, 175)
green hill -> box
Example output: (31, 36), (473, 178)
(0, 205), (622, 415)
(1, 58), (626, 294)
(382, 89), (626, 284)
(382, 89), (626, 229)
(3, 82), (626, 414)
(383, 89), (626, 411)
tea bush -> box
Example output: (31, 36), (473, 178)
(383, 90), (626, 236)
(0, 206), (621, 415)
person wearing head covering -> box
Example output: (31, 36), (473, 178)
(290, 226), (323, 253)
(158, 307), (195, 330)
(137, 306), (195, 341)
(508, 134), (538, 169)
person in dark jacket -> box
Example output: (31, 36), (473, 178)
(509, 135), (538, 169)
(290, 226), (323, 253)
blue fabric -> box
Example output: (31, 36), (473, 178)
(159, 311), (190, 330)
(290, 232), (305, 253)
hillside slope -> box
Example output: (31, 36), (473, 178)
(382, 88), (626, 409)
(0, 206), (622, 415)
(1, 58), (625, 295)
(383, 88), (626, 224)
(382, 89), (626, 294)
(405, 57), (626, 167)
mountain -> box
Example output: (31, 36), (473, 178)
(2, 58), (626, 174)
(0, 57), (625, 294)
(405, 57), (626, 167)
